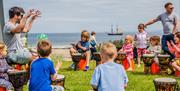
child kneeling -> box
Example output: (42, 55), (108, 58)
(91, 42), (128, 91)
(29, 40), (63, 91)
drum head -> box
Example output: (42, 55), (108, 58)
(57, 75), (65, 79)
(117, 52), (126, 55)
(154, 78), (176, 83)
(7, 70), (27, 75)
(142, 54), (155, 57)
(158, 54), (170, 57)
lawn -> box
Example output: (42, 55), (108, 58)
(23, 56), (180, 91)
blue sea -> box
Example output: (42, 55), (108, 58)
(27, 31), (163, 48)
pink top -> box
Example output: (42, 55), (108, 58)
(121, 44), (134, 59)
(168, 43), (180, 58)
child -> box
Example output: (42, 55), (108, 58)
(91, 42), (128, 91)
(135, 24), (148, 67)
(0, 43), (13, 91)
(90, 32), (98, 60)
(29, 40), (63, 91)
(167, 32), (180, 71)
(119, 35), (134, 71)
(147, 36), (161, 63)
(70, 30), (90, 71)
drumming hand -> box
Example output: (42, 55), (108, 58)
(167, 41), (171, 47)
(55, 61), (62, 71)
(170, 40), (175, 46)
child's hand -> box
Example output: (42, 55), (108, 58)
(167, 41), (171, 46)
(124, 84), (128, 88)
(170, 40), (175, 46)
(55, 61), (62, 71)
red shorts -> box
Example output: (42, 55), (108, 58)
(137, 48), (147, 57)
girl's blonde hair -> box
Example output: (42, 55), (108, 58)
(125, 35), (134, 43)
(150, 36), (160, 45)
(81, 30), (90, 42)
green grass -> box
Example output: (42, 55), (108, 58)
(23, 56), (180, 91)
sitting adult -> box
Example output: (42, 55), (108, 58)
(3, 6), (40, 64)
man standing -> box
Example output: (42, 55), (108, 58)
(144, 2), (179, 59)
(3, 6), (40, 64)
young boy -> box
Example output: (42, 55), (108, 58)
(29, 40), (61, 91)
(91, 42), (128, 91)
(70, 30), (90, 71)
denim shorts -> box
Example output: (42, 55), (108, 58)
(7, 49), (32, 64)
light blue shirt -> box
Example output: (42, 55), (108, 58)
(91, 61), (128, 91)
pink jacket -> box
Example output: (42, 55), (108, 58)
(168, 43), (180, 58)
(121, 44), (134, 59)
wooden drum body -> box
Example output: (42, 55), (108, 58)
(142, 54), (155, 74)
(52, 75), (65, 87)
(115, 52), (126, 64)
(93, 52), (101, 66)
(158, 54), (170, 75)
(153, 78), (178, 91)
(8, 70), (29, 91)
(71, 53), (85, 71)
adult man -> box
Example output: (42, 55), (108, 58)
(3, 6), (40, 64)
(144, 2), (179, 59)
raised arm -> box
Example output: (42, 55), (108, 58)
(144, 18), (159, 27)
(22, 10), (41, 33)
(11, 9), (33, 33)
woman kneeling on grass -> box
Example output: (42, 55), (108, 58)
(70, 30), (90, 71)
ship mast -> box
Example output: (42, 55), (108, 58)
(111, 24), (113, 33)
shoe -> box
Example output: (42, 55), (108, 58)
(84, 66), (89, 71)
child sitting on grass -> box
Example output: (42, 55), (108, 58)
(0, 43), (13, 91)
(167, 32), (180, 71)
(29, 40), (63, 91)
(119, 35), (134, 71)
(70, 30), (90, 71)
(147, 36), (161, 63)
(135, 23), (148, 67)
(91, 42), (128, 91)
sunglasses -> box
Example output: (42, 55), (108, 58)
(170, 7), (174, 10)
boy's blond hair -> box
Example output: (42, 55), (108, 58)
(0, 42), (5, 50)
(125, 35), (134, 43)
(100, 42), (117, 59)
(37, 40), (52, 57)
(81, 30), (90, 42)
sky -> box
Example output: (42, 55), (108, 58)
(3, 0), (180, 33)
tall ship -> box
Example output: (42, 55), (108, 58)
(107, 25), (123, 35)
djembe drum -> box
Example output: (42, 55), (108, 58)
(158, 54), (170, 75)
(72, 53), (85, 71)
(93, 52), (101, 66)
(142, 54), (155, 74)
(8, 70), (29, 91)
(115, 52), (126, 64)
(153, 78), (178, 91)
(52, 75), (65, 87)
